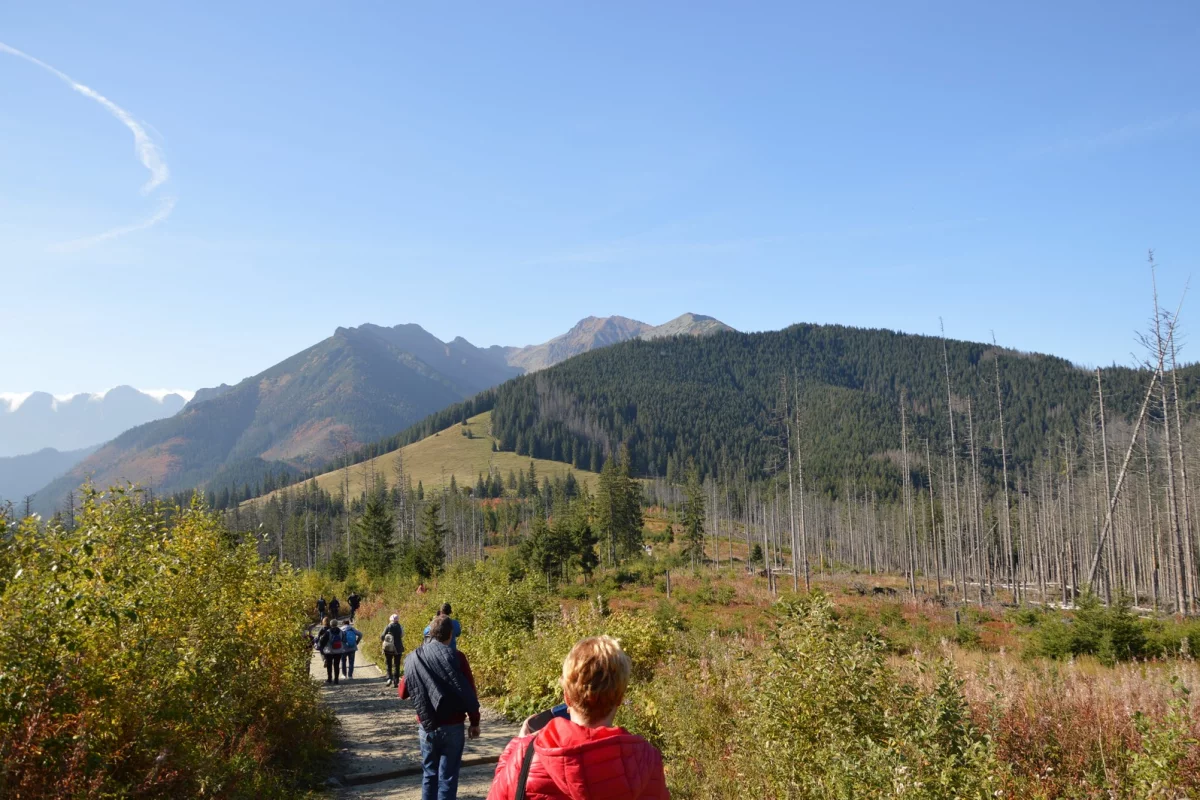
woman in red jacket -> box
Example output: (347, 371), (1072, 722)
(487, 635), (669, 800)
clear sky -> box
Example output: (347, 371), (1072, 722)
(3, 1), (1199, 395)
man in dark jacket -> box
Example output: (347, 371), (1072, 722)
(347, 592), (361, 620)
(329, 596), (341, 620)
(314, 618), (343, 685)
(400, 615), (481, 800)
(316, 596), (327, 619)
(381, 613), (405, 687)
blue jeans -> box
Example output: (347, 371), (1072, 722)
(342, 651), (355, 677)
(418, 724), (466, 800)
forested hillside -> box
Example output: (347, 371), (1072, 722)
(420, 323), (1195, 497)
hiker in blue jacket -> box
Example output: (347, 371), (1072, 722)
(422, 603), (462, 650)
(342, 620), (361, 679)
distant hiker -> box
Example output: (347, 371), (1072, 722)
(329, 596), (341, 620)
(400, 615), (481, 800)
(315, 617), (345, 685)
(342, 621), (360, 679)
(347, 591), (361, 620)
(416, 582), (428, 595)
(422, 603), (462, 650)
(316, 596), (327, 619)
(487, 636), (669, 800)
(381, 613), (405, 687)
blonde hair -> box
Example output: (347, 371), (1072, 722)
(561, 635), (631, 723)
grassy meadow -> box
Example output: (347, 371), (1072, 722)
(253, 411), (599, 507)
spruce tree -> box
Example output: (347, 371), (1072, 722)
(682, 468), (706, 570)
(415, 501), (447, 578)
(355, 491), (396, 577)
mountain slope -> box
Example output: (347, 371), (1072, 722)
(398, 323), (1195, 499)
(501, 313), (732, 373)
(0, 446), (99, 505)
(34, 324), (521, 511)
(0, 387), (187, 457)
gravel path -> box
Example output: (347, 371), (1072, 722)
(310, 635), (518, 799)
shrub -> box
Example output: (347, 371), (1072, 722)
(0, 489), (333, 797)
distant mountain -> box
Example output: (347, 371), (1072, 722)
(33, 324), (522, 512)
(501, 313), (733, 372)
(0, 387), (188, 458)
(0, 446), (98, 505)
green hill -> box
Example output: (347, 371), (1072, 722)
(390, 323), (1195, 498)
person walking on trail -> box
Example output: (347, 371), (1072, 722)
(316, 596), (327, 619)
(422, 603), (462, 650)
(329, 596), (341, 620)
(381, 613), (405, 687)
(347, 591), (361, 620)
(400, 615), (481, 800)
(341, 620), (360, 679)
(486, 635), (669, 800)
(315, 617), (345, 685)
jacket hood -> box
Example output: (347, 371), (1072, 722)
(533, 717), (664, 800)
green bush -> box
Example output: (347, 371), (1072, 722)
(0, 489), (332, 797)
(1031, 592), (1147, 666)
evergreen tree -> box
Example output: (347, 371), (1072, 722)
(354, 491), (396, 577)
(414, 501), (447, 578)
(682, 468), (706, 570)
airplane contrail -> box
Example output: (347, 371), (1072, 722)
(0, 41), (173, 246)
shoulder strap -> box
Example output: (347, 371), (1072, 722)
(515, 734), (538, 800)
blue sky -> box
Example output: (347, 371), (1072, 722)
(3, 1), (1199, 395)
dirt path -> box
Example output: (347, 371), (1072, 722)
(310, 638), (519, 799)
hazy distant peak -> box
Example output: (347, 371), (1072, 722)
(503, 313), (732, 373)
(0, 386), (192, 458)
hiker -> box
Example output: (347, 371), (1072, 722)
(486, 635), (669, 800)
(342, 620), (360, 679)
(315, 617), (345, 685)
(329, 596), (341, 620)
(422, 603), (461, 650)
(381, 613), (405, 687)
(347, 591), (361, 620)
(416, 582), (428, 595)
(317, 596), (327, 619)
(400, 615), (481, 800)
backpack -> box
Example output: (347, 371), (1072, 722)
(383, 632), (397, 654)
(344, 628), (358, 649)
(328, 628), (344, 652)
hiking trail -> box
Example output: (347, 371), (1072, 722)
(310, 630), (519, 798)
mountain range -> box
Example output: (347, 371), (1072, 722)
(22, 313), (726, 510)
(0, 387), (188, 458)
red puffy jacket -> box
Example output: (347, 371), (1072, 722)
(486, 717), (669, 800)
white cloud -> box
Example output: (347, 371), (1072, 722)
(0, 41), (174, 248)
(140, 388), (196, 402)
(0, 393), (34, 412)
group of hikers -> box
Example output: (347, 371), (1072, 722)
(310, 592), (668, 800)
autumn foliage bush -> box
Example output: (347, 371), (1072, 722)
(0, 489), (333, 798)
